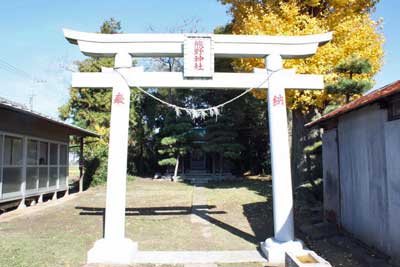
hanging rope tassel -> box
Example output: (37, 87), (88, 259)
(174, 106), (182, 117)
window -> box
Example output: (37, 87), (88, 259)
(26, 140), (39, 192)
(26, 167), (38, 191)
(59, 145), (68, 188)
(389, 98), (400, 121)
(2, 168), (22, 194)
(49, 167), (58, 187)
(38, 142), (49, 190)
(50, 143), (58, 165)
(0, 135), (3, 168)
(4, 136), (23, 165)
(2, 135), (23, 196)
(0, 133), (69, 200)
(59, 167), (67, 187)
(39, 167), (48, 189)
(27, 140), (38, 165)
(39, 142), (48, 165)
(60, 145), (67, 165)
(48, 143), (59, 189)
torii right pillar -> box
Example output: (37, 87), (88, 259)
(261, 53), (303, 263)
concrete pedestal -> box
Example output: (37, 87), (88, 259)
(87, 238), (138, 264)
(260, 238), (304, 264)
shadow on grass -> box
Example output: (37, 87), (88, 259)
(76, 205), (224, 216)
(201, 178), (273, 198)
(202, 178), (274, 242)
(76, 178), (274, 247)
(76, 203), (262, 244)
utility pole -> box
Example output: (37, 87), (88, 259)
(28, 90), (36, 110)
(29, 79), (46, 110)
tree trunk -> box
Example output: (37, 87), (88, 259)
(138, 143), (144, 174)
(182, 156), (185, 174)
(173, 155), (180, 179)
(219, 153), (223, 178)
(212, 153), (216, 174)
(345, 94), (350, 103)
(290, 109), (315, 187)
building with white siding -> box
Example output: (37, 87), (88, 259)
(0, 97), (98, 209)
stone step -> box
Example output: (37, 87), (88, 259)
(128, 250), (268, 264)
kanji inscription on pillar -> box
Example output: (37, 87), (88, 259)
(184, 35), (213, 78)
(113, 92), (125, 105)
(272, 94), (284, 107)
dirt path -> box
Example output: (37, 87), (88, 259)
(191, 185), (212, 239)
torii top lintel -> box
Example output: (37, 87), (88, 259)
(63, 29), (332, 59)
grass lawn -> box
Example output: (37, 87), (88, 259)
(0, 178), (272, 267)
(0, 177), (383, 267)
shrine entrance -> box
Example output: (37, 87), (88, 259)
(63, 29), (332, 265)
(190, 149), (206, 171)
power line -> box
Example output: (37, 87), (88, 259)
(0, 58), (48, 111)
(0, 59), (31, 78)
(0, 62), (28, 78)
(0, 58), (46, 83)
(0, 61), (31, 80)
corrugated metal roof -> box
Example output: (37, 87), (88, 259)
(306, 80), (400, 128)
(0, 97), (99, 138)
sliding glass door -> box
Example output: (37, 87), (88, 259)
(0, 132), (69, 201)
(2, 135), (23, 199)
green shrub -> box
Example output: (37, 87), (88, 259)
(127, 175), (136, 182)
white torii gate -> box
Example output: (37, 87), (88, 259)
(63, 29), (332, 264)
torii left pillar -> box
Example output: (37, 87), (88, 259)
(87, 52), (138, 264)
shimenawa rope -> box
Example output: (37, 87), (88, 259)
(114, 68), (280, 120)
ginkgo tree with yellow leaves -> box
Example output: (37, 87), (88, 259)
(219, 0), (384, 184)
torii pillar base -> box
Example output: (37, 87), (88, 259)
(87, 238), (138, 264)
(260, 238), (304, 264)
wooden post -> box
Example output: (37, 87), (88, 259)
(79, 137), (84, 193)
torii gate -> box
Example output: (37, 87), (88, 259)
(63, 29), (332, 264)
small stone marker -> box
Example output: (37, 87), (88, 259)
(285, 251), (332, 267)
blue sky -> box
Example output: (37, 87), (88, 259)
(0, 1), (398, 117)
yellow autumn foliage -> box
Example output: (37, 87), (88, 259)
(220, 0), (384, 111)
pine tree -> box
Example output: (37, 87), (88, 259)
(202, 116), (243, 176)
(326, 54), (373, 103)
(157, 113), (194, 179)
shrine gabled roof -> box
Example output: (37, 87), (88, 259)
(306, 80), (400, 128)
(0, 97), (99, 138)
